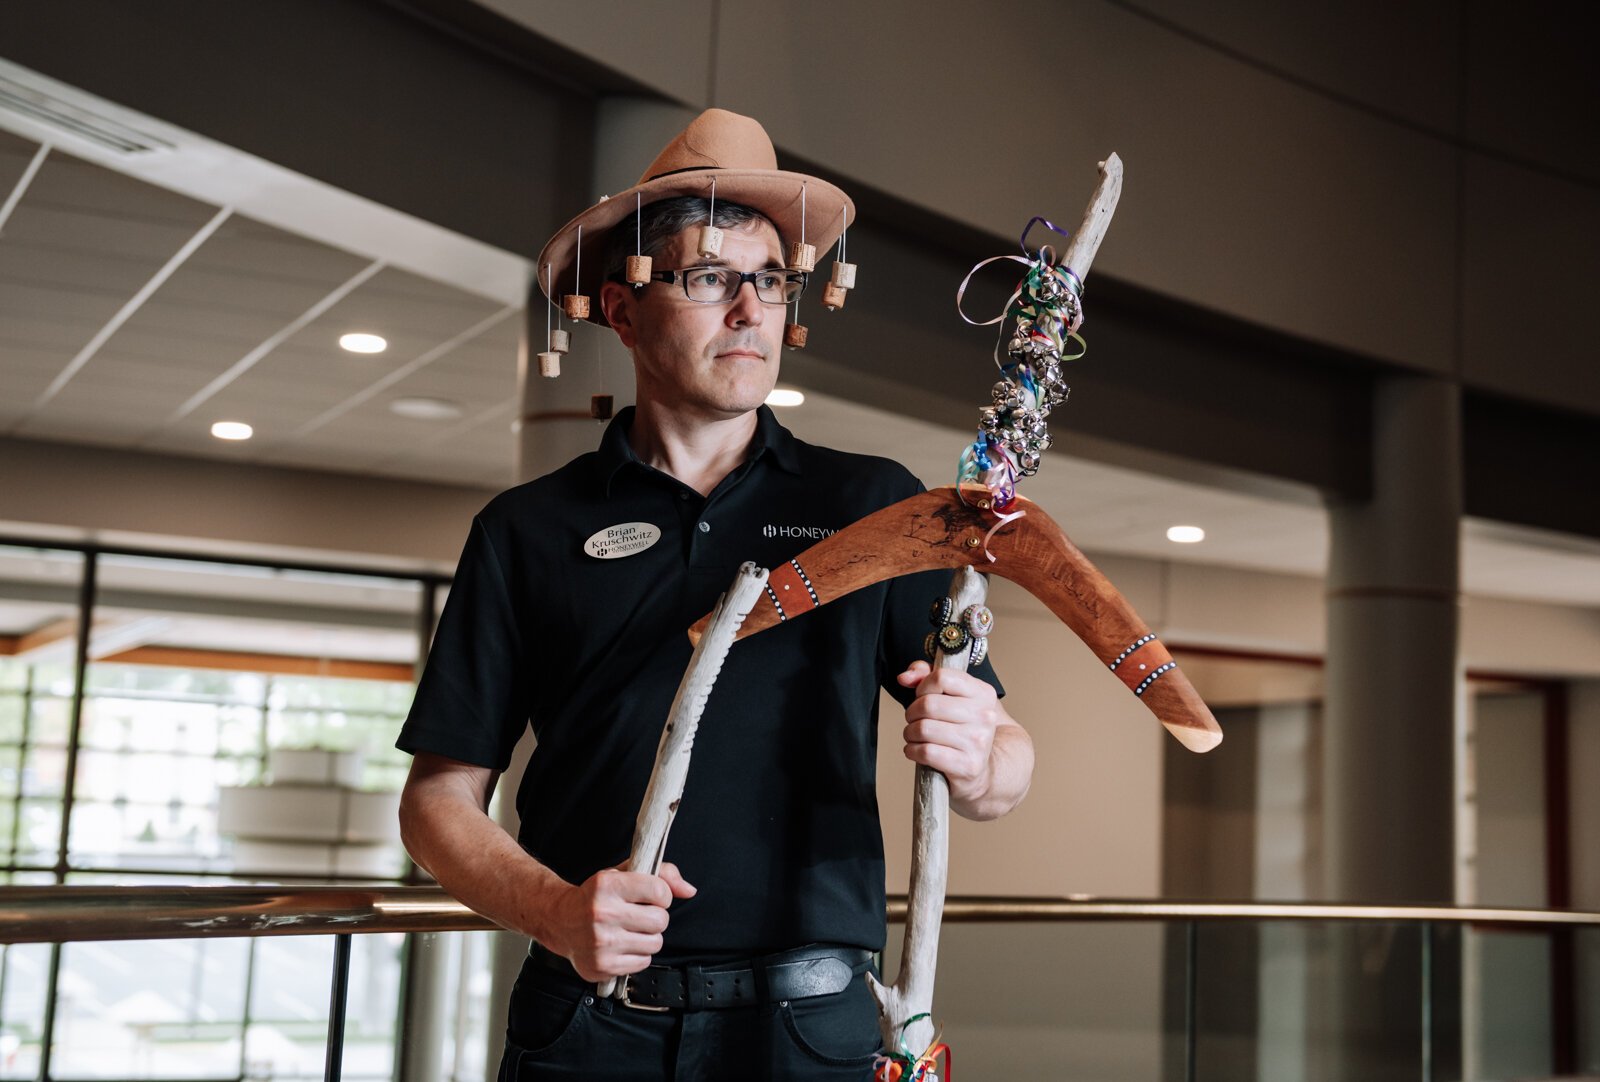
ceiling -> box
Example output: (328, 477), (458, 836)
(1, 72), (1598, 618)
(0, 126), (523, 489)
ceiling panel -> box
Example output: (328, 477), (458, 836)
(0, 349), (76, 420)
(181, 215), (375, 285)
(375, 356), (516, 405)
(4, 172), (213, 261)
(0, 240), (172, 298)
(72, 310), (309, 364)
(0, 277), (130, 335)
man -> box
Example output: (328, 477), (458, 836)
(397, 109), (1033, 1079)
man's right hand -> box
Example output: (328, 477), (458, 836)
(544, 862), (697, 981)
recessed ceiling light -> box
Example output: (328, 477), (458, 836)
(389, 397), (464, 421)
(339, 332), (387, 354)
(211, 421), (253, 441)
(1167, 525), (1205, 544)
(766, 388), (805, 407)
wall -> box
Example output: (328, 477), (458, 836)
(0, 436), (493, 572)
(474, 0), (1600, 418)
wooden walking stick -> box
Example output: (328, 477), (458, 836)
(597, 561), (768, 1003)
(867, 154), (1129, 1070)
(867, 566), (988, 1070)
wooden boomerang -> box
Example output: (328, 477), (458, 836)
(689, 484), (1222, 753)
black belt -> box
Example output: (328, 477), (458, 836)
(528, 941), (871, 1011)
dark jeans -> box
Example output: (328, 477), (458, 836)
(497, 952), (884, 1080)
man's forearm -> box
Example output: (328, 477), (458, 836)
(952, 721), (1033, 822)
(399, 781), (570, 944)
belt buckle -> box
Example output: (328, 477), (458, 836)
(615, 975), (672, 1013)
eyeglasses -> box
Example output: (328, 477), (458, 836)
(642, 266), (807, 305)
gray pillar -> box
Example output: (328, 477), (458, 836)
(485, 98), (698, 1081)
(1323, 372), (1462, 904)
(1320, 372), (1463, 1082)
(512, 97), (693, 482)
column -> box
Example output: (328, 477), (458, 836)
(485, 97), (697, 1082)
(1323, 371), (1462, 903)
(1320, 371), (1464, 1081)
(512, 97), (694, 482)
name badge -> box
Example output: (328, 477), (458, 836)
(584, 521), (661, 560)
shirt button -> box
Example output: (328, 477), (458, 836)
(698, 521), (711, 533)
(679, 492), (690, 501)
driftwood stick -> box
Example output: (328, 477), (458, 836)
(867, 567), (988, 1057)
(598, 561), (768, 1000)
(1060, 153), (1122, 282)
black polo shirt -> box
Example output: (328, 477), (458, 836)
(398, 405), (1003, 963)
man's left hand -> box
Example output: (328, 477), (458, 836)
(897, 661), (1033, 820)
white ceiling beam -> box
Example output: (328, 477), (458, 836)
(0, 139), (48, 236)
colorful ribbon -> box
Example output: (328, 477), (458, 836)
(873, 1014), (954, 1081)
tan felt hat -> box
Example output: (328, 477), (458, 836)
(535, 109), (853, 324)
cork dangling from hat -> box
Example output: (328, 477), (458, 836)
(536, 109), (854, 325)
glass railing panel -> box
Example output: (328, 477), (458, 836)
(1579, 925), (1600, 1074)
(5, 894), (1597, 1081)
(1462, 925), (1553, 1081)
(0, 940), (51, 1079)
(880, 920), (1168, 1081)
(338, 931), (403, 1081)
(243, 934), (341, 1081)
(394, 929), (499, 1082)
(51, 936), (252, 1079)
(1191, 919), (1453, 1082)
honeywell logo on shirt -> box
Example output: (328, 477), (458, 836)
(762, 524), (836, 540)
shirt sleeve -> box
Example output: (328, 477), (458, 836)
(396, 515), (532, 770)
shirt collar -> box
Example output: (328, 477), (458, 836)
(595, 404), (803, 497)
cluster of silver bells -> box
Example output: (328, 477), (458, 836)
(979, 365), (1068, 476)
(976, 273), (1079, 478)
(924, 596), (995, 668)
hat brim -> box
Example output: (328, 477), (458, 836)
(535, 169), (854, 326)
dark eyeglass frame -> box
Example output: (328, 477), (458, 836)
(628, 265), (809, 305)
